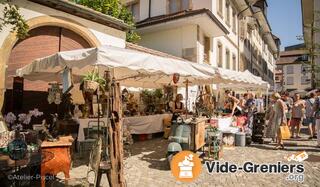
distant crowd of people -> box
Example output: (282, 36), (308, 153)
(223, 89), (320, 149)
(265, 89), (320, 149)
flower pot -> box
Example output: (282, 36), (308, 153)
(83, 80), (99, 93)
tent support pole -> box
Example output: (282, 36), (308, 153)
(185, 79), (189, 118)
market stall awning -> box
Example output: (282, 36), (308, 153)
(216, 68), (269, 90)
(16, 45), (215, 88)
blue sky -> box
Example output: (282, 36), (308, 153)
(267, 0), (303, 50)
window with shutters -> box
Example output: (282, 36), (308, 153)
(127, 1), (140, 21)
(286, 77), (294, 85)
(286, 65), (294, 74)
(218, 0), (223, 17)
(225, 0), (230, 26)
(226, 49), (230, 69)
(217, 42), (223, 67)
(168, 0), (190, 14)
(232, 8), (237, 33)
(204, 37), (210, 64)
(232, 54), (236, 70)
(301, 76), (310, 85)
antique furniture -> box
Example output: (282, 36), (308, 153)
(40, 136), (73, 187)
(190, 118), (207, 151)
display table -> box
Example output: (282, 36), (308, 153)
(77, 118), (109, 142)
(210, 117), (239, 133)
(41, 136), (73, 187)
(123, 114), (172, 134)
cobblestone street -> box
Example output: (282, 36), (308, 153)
(124, 134), (320, 187)
(55, 129), (320, 187)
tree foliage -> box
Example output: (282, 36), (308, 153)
(0, 0), (29, 39)
(72, 0), (140, 43)
(297, 10), (320, 88)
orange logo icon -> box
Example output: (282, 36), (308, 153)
(171, 151), (202, 182)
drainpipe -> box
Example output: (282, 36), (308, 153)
(148, 0), (151, 18)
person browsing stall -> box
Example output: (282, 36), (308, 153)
(224, 90), (240, 116)
(304, 93), (316, 139)
(169, 94), (185, 122)
(291, 93), (306, 138)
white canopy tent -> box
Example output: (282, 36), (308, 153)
(16, 45), (215, 88)
(215, 68), (269, 90)
(16, 45), (269, 90)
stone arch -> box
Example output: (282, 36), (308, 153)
(0, 15), (101, 111)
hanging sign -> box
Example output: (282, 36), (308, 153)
(173, 73), (180, 84)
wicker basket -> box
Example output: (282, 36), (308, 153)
(83, 80), (99, 93)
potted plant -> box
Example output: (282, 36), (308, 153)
(82, 70), (106, 93)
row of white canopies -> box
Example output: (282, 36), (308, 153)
(16, 45), (269, 90)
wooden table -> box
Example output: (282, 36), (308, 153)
(189, 118), (207, 151)
(40, 136), (73, 187)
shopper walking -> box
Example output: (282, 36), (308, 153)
(244, 93), (256, 135)
(282, 91), (293, 126)
(265, 98), (276, 142)
(291, 93), (305, 138)
(304, 93), (316, 139)
(269, 93), (287, 149)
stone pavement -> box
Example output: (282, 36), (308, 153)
(55, 131), (320, 187)
(124, 136), (320, 187)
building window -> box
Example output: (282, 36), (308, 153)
(169, 0), (190, 14)
(286, 77), (294, 85)
(226, 49), (230, 69)
(225, 0), (230, 26)
(232, 8), (236, 33)
(127, 1), (140, 21)
(218, 0), (223, 17)
(232, 54), (236, 70)
(301, 54), (308, 61)
(217, 42), (223, 68)
(301, 76), (310, 85)
(204, 37), (210, 64)
(286, 65), (294, 74)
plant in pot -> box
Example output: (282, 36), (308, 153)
(82, 70), (106, 93)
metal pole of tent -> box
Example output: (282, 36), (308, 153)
(185, 79), (189, 118)
(266, 87), (269, 109)
(97, 67), (100, 139)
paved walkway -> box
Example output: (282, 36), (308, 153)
(124, 136), (320, 187)
(54, 130), (320, 187)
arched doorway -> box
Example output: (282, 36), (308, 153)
(4, 26), (92, 119)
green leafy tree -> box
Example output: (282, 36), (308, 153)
(72, 0), (140, 43)
(0, 0), (29, 39)
(297, 10), (320, 89)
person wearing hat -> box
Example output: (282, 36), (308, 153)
(268, 92), (287, 149)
